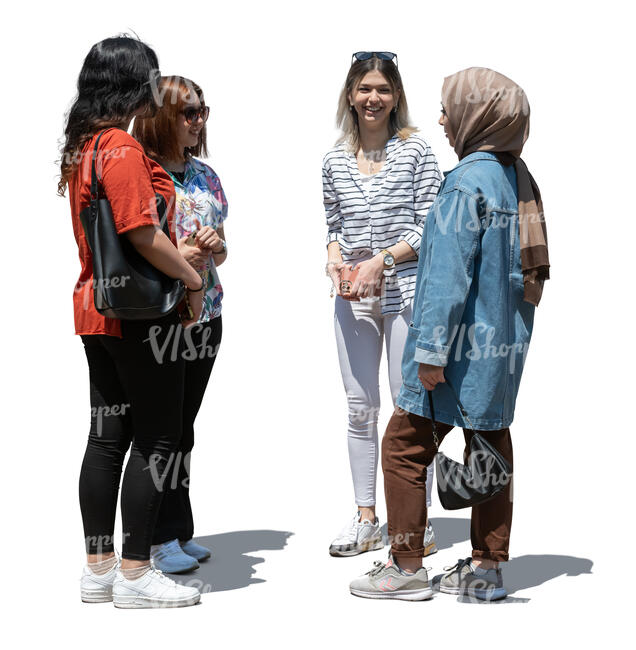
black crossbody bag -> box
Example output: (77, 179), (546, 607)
(428, 381), (512, 510)
(79, 131), (185, 320)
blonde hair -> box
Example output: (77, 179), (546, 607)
(335, 56), (417, 152)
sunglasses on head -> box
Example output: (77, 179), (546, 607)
(182, 105), (210, 125)
(351, 51), (398, 67)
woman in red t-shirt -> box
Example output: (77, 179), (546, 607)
(59, 35), (205, 609)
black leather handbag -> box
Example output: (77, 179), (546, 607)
(429, 381), (512, 510)
(79, 130), (185, 320)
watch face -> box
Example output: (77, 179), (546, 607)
(384, 253), (395, 267)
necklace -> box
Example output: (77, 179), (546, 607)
(357, 147), (386, 175)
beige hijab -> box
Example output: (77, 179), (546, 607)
(442, 67), (549, 306)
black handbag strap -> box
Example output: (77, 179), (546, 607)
(87, 129), (170, 237)
(90, 130), (107, 202)
(427, 378), (477, 450)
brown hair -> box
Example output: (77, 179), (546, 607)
(132, 75), (208, 162)
(336, 57), (417, 152)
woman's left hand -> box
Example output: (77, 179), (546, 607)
(195, 226), (224, 253)
(350, 256), (384, 298)
(418, 364), (445, 391)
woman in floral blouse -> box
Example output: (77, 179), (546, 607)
(133, 76), (228, 572)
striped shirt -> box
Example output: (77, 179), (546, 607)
(323, 133), (442, 314)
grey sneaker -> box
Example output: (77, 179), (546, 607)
(423, 521), (437, 557)
(329, 512), (384, 557)
(439, 558), (507, 601)
(350, 556), (433, 601)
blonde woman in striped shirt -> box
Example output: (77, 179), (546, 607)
(324, 52), (442, 557)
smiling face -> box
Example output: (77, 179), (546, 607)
(176, 92), (206, 154)
(349, 70), (399, 130)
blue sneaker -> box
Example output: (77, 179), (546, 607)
(180, 539), (212, 562)
(150, 539), (199, 574)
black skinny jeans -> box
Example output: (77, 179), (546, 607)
(80, 312), (186, 561)
(152, 317), (222, 545)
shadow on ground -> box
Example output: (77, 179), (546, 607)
(380, 516), (471, 550)
(381, 516), (593, 604)
(431, 554), (594, 604)
(166, 529), (293, 593)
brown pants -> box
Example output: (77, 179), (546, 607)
(382, 407), (514, 562)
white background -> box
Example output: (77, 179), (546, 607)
(1, 0), (633, 647)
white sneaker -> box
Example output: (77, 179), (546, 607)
(329, 511), (384, 557)
(81, 557), (120, 603)
(112, 560), (201, 609)
(424, 521), (438, 557)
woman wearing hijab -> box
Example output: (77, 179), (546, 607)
(349, 67), (549, 601)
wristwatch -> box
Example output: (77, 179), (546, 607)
(380, 249), (395, 270)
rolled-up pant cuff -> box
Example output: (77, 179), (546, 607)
(390, 546), (426, 559)
(472, 550), (509, 562)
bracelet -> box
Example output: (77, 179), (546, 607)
(213, 239), (227, 254)
(187, 278), (205, 292)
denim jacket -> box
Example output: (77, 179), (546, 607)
(396, 151), (536, 429)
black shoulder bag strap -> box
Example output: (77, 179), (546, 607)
(427, 378), (477, 451)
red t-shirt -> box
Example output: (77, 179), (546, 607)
(69, 128), (176, 337)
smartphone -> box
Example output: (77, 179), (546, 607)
(185, 230), (198, 246)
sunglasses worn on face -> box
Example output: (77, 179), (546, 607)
(351, 51), (398, 67)
(182, 105), (210, 124)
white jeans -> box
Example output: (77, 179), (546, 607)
(334, 296), (434, 508)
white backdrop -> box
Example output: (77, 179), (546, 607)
(1, 0), (633, 647)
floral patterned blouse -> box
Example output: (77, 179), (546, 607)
(168, 157), (228, 322)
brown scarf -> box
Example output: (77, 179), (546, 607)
(441, 67), (549, 306)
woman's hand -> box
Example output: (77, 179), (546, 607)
(328, 262), (347, 296)
(418, 364), (446, 391)
(178, 236), (209, 270)
(350, 255), (384, 299)
(196, 226), (224, 253)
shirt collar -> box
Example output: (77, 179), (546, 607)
(443, 150), (501, 175)
(169, 157), (205, 186)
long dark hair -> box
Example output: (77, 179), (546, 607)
(57, 35), (160, 196)
(336, 56), (416, 152)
